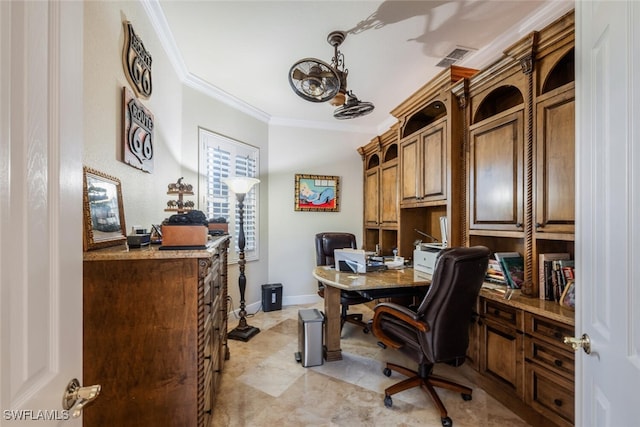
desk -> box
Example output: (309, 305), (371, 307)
(313, 266), (431, 361)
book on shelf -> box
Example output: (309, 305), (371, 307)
(496, 253), (524, 289)
(538, 253), (570, 300)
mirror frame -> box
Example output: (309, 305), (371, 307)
(83, 167), (127, 251)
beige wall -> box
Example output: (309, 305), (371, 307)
(84, 1), (184, 229)
(82, 0), (373, 310)
(267, 125), (371, 305)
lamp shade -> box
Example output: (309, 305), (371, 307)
(223, 177), (260, 194)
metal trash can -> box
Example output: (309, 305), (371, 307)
(261, 283), (282, 312)
(295, 308), (324, 367)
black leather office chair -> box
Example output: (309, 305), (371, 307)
(371, 246), (490, 427)
(315, 232), (371, 334)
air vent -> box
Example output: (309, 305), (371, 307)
(436, 46), (475, 68)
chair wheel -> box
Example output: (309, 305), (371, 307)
(441, 416), (452, 427)
(383, 367), (392, 377)
(462, 393), (472, 401)
(363, 327), (369, 333)
(384, 395), (393, 408)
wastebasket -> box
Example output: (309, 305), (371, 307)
(261, 283), (282, 312)
(295, 308), (324, 367)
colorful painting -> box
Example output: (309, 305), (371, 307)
(294, 174), (339, 212)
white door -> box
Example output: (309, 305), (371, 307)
(575, 1), (640, 426)
(0, 1), (85, 425)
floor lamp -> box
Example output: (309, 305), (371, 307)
(223, 176), (260, 342)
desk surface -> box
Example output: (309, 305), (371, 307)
(313, 266), (431, 291)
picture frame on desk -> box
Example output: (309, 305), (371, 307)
(82, 167), (127, 251)
(560, 280), (575, 309)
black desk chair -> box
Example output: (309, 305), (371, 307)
(315, 232), (370, 334)
(371, 246), (490, 427)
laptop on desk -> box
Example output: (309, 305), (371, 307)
(334, 248), (387, 273)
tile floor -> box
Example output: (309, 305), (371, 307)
(212, 302), (530, 427)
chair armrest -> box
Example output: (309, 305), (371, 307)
(372, 302), (430, 349)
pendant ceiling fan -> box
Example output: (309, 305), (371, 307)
(288, 31), (374, 119)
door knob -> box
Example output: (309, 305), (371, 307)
(564, 333), (591, 354)
(62, 378), (101, 418)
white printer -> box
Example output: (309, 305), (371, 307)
(413, 216), (448, 275)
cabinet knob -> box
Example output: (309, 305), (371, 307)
(493, 309), (500, 316)
(515, 222), (523, 228)
(554, 359), (563, 367)
(535, 222), (543, 228)
(554, 399), (563, 407)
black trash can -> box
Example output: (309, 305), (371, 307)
(261, 283), (282, 312)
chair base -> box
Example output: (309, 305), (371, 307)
(341, 313), (369, 333)
(382, 362), (472, 426)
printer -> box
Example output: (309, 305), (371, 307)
(413, 216), (448, 275)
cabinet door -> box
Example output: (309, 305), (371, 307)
(420, 121), (447, 202)
(380, 160), (398, 226)
(480, 318), (524, 398)
(364, 168), (380, 226)
(469, 110), (524, 232)
(400, 136), (419, 205)
(535, 88), (575, 235)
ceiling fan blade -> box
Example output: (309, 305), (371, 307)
(291, 68), (307, 81)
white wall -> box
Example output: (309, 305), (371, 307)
(181, 85), (270, 311)
(84, 1), (184, 228)
(267, 125), (373, 306)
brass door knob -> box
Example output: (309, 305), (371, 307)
(62, 378), (101, 418)
(564, 333), (591, 354)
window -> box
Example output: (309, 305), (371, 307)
(199, 128), (259, 261)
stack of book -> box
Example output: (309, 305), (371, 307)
(538, 253), (574, 302)
(485, 259), (507, 284)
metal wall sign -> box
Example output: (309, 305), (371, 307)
(122, 87), (154, 173)
(122, 21), (152, 98)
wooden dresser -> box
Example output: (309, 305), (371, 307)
(82, 236), (230, 427)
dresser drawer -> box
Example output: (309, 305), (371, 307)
(482, 299), (522, 330)
(525, 362), (574, 427)
(524, 312), (574, 347)
(524, 336), (574, 379)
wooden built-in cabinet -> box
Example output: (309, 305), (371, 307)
(359, 65), (477, 258)
(359, 127), (399, 255)
(473, 289), (575, 427)
(453, 10), (575, 296)
(82, 236), (230, 427)
(360, 9), (577, 427)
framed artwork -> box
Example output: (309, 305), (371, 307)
(83, 167), (127, 251)
(294, 174), (340, 212)
(560, 280), (575, 309)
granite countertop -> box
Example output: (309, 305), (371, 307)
(83, 235), (230, 261)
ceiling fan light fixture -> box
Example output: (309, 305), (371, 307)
(288, 58), (340, 102)
(333, 91), (375, 120)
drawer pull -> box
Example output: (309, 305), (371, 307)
(554, 331), (563, 339)
(554, 359), (563, 367)
(204, 355), (211, 360)
(554, 399), (563, 407)
(493, 309), (500, 316)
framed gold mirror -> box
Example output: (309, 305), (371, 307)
(83, 167), (127, 250)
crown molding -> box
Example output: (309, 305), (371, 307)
(461, 1), (574, 71)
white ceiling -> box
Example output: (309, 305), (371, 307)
(151, 0), (574, 134)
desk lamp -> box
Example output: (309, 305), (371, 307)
(223, 176), (260, 341)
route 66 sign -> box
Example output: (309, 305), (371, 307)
(122, 21), (152, 99)
(122, 87), (154, 173)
